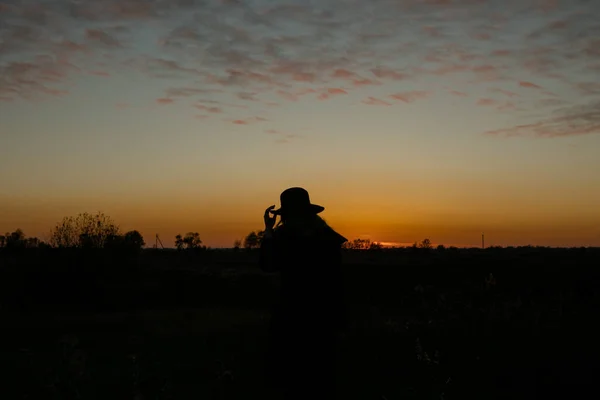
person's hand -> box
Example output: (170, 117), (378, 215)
(264, 205), (277, 231)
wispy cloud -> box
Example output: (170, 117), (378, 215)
(362, 97), (392, 106)
(390, 91), (430, 103)
(0, 0), (598, 138)
(156, 97), (174, 105)
(519, 81), (543, 89)
(229, 116), (267, 125)
(485, 101), (600, 138)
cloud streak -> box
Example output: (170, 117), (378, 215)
(0, 0), (598, 137)
(485, 101), (600, 138)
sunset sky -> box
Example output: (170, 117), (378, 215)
(1, 0), (599, 248)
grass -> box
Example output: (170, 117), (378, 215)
(1, 247), (599, 399)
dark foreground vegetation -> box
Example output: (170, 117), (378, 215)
(1, 246), (599, 400)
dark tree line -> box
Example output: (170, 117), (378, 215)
(174, 232), (205, 250)
(1, 212), (144, 252)
(48, 212), (145, 251)
(0, 229), (49, 249)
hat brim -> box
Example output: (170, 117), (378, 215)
(272, 204), (324, 215)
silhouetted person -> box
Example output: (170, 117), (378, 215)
(260, 187), (347, 400)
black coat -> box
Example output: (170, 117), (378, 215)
(259, 221), (347, 398)
(259, 222), (347, 331)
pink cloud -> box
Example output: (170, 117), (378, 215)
(296, 88), (318, 96)
(491, 88), (519, 97)
(370, 67), (408, 80)
(472, 65), (497, 73)
(327, 88), (347, 95)
(362, 97), (392, 106)
(237, 92), (258, 101)
(491, 49), (512, 57)
(422, 26), (443, 38)
(427, 64), (471, 76)
(292, 72), (316, 82)
(108, 1), (157, 19)
(477, 98), (497, 106)
(276, 90), (298, 101)
(331, 69), (356, 79)
(471, 32), (492, 40)
(165, 87), (222, 97)
(353, 78), (380, 86)
(85, 29), (121, 47)
(519, 81), (542, 89)
(2, 0), (597, 111)
(156, 98), (174, 104)
(497, 102), (518, 111)
(448, 89), (468, 97)
(229, 116), (267, 125)
(275, 134), (301, 144)
(89, 70), (110, 77)
(194, 104), (222, 113)
(389, 91), (430, 103)
(484, 101), (600, 138)
(317, 88), (348, 100)
(548, 20), (568, 30)
(59, 41), (90, 53)
(574, 82), (600, 96)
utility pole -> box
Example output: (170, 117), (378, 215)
(155, 234), (164, 249)
(482, 233), (485, 249)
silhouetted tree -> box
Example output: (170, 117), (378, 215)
(175, 234), (184, 250)
(233, 239), (242, 250)
(257, 230), (265, 244)
(103, 230), (145, 252)
(1, 229), (44, 249)
(25, 237), (40, 248)
(244, 231), (260, 249)
(183, 232), (202, 249)
(437, 244), (445, 250)
(49, 212), (120, 248)
(174, 232), (203, 250)
(342, 238), (375, 250)
(123, 230), (145, 250)
(369, 241), (383, 250)
(5, 229), (26, 249)
(418, 238), (432, 249)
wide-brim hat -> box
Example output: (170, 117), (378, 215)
(272, 187), (325, 216)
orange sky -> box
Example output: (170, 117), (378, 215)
(1, 0), (600, 248)
(1, 172), (599, 248)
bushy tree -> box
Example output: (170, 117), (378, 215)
(418, 238), (432, 249)
(183, 232), (202, 249)
(105, 230), (146, 252)
(4, 229), (25, 249)
(123, 230), (145, 249)
(1, 229), (44, 249)
(175, 234), (184, 250)
(175, 232), (203, 250)
(49, 212), (120, 248)
(243, 231), (260, 249)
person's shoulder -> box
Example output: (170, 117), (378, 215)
(320, 226), (347, 247)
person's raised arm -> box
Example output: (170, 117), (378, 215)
(259, 206), (280, 273)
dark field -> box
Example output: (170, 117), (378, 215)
(1, 247), (599, 399)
